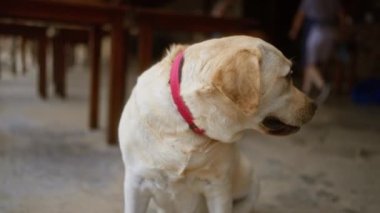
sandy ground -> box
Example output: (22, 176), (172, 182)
(1, 63), (380, 213)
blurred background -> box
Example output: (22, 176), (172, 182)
(0, 0), (379, 212)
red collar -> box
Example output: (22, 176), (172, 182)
(170, 51), (205, 135)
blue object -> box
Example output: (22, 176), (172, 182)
(352, 79), (380, 105)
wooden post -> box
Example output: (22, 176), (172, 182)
(37, 35), (47, 99)
(88, 26), (101, 129)
(21, 37), (27, 75)
(107, 18), (126, 145)
(11, 37), (17, 75)
(52, 32), (66, 98)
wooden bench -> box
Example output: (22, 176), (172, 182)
(0, 0), (129, 144)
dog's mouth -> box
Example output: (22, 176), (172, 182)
(260, 116), (300, 136)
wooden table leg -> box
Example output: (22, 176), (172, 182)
(11, 37), (17, 75)
(0, 38), (2, 79)
(21, 37), (27, 75)
(53, 33), (66, 98)
(37, 36), (47, 99)
(107, 20), (126, 145)
(138, 24), (153, 71)
(89, 26), (101, 129)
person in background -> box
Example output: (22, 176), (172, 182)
(289, 0), (346, 104)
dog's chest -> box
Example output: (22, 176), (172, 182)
(143, 143), (236, 212)
(145, 144), (234, 212)
(151, 140), (235, 181)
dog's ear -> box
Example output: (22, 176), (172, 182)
(212, 49), (261, 115)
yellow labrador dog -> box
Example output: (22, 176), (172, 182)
(119, 36), (316, 213)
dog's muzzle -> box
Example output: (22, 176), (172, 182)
(261, 116), (300, 135)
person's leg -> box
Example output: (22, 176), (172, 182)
(303, 27), (322, 94)
(303, 27), (330, 100)
(307, 64), (325, 90)
(314, 29), (337, 103)
(305, 63), (330, 104)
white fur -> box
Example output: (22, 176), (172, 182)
(119, 36), (315, 213)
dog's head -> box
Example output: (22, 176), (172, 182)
(180, 36), (316, 142)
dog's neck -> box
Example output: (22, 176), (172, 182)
(170, 45), (250, 143)
(170, 50), (205, 135)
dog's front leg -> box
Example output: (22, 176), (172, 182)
(124, 173), (150, 213)
(204, 184), (233, 213)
